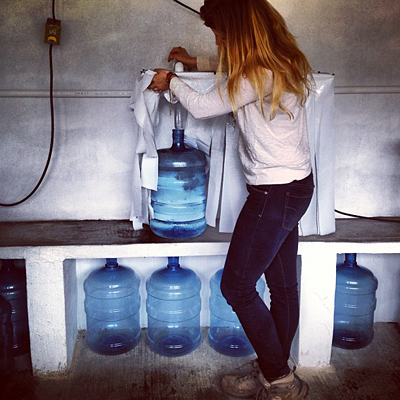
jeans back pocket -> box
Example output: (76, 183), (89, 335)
(282, 185), (314, 231)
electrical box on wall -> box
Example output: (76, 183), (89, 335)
(44, 18), (61, 45)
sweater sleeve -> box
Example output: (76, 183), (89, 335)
(196, 56), (219, 72)
(169, 72), (273, 120)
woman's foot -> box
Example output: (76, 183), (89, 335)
(256, 370), (309, 399)
(221, 360), (263, 398)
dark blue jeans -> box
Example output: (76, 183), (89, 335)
(221, 173), (314, 381)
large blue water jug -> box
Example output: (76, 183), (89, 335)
(84, 259), (141, 355)
(333, 253), (378, 349)
(0, 294), (14, 380)
(208, 268), (266, 356)
(146, 257), (201, 356)
(150, 102), (207, 239)
(0, 260), (30, 356)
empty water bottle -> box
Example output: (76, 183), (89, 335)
(0, 260), (30, 356)
(333, 253), (378, 349)
(146, 257), (201, 356)
(0, 294), (14, 380)
(208, 268), (266, 356)
(150, 101), (207, 239)
(84, 259), (141, 355)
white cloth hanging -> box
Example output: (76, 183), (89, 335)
(129, 71), (228, 230)
(300, 73), (336, 235)
(129, 71), (335, 235)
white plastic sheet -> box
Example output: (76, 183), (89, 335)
(300, 73), (336, 235)
(130, 72), (335, 235)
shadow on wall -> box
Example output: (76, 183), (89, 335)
(396, 266), (400, 322)
(386, 139), (400, 204)
(392, 140), (400, 171)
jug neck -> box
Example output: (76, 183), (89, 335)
(171, 129), (185, 152)
(105, 261), (118, 269)
(344, 253), (357, 267)
(167, 257), (180, 271)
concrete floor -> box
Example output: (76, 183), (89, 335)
(3, 322), (400, 400)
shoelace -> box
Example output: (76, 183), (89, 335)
(233, 360), (260, 385)
(256, 387), (285, 400)
(255, 386), (270, 400)
(236, 370), (259, 384)
(256, 376), (299, 400)
(234, 359), (260, 373)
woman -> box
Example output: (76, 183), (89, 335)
(148, 1), (314, 398)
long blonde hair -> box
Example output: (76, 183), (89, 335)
(200, 0), (313, 119)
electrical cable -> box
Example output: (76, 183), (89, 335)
(335, 209), (400, 223)
(0, 2), (56, 207)
(0, 44), (55, 207)
(172, 0), (200, 15)
(1, 1), (192, 207)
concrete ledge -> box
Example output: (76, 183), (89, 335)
(1, 218), (399, 247)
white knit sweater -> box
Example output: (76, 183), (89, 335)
(170, 57), (311, 185)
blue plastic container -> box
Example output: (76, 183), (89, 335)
(150, 102), (207, 239)
(84, 259), (141, 355)
(0, 294), (14, 379)
(208, 268), (266, 356)
(146, 257), (201, 356)
(0, 260), (30, 356)
(333, 253), (378, 349)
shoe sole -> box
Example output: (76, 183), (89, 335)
(221, 387), (258, 400)
(225, 395), (255, 400)
(297, 381), (309, 399)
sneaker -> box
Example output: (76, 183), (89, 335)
(221, 360), (263, 398)
(256, 370), (309, 400)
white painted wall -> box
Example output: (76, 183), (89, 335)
(0, 0), (399, 219)
(0, 0), (399, 343)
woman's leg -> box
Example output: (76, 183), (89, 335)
(265, 226), (300, 364)
(221, 175), (313, 381)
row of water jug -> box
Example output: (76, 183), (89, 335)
(85, 254), (379, 357)
(84, 257), (265, 357)
(0, 253), (379, 375)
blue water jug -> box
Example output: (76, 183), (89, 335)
(146, 257), (201, 356)
(0, 294), (14, 380)
(84, 259), (141, 355)
(0, 260), (30, 356)
(150, 102), (207, 239)
(208, 268), (266, 356)
(333, 253), (378, 349)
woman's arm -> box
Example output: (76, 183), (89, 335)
(168, 47), (219, 72)
(168, 47), (197, 70)
(170, 73), (272, 119)
(196, 56), (219, 72)
(147, 68), (273, 120)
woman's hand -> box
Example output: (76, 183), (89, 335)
(147, 69), (170, 93)
(168, 47), (197, 69)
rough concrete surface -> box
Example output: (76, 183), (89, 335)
(3, 323), (400, 400)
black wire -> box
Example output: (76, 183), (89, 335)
(0, 44), (55, 207)
(172, 0), (200, 15)
(335, 209), (400, 223)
